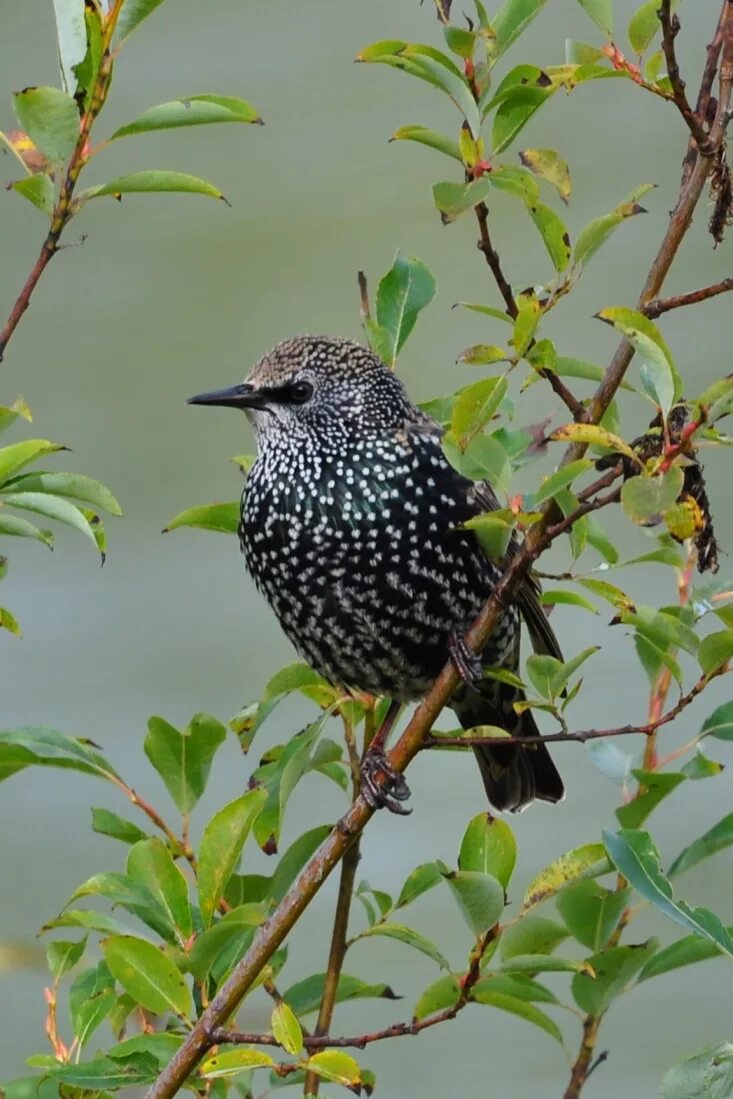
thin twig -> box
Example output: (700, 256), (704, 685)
(644, 277), (733, 317)
(0, 1), (123, 361)
(660, 0), (714, 154)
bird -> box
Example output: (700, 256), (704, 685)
(189, 335), (564, 813)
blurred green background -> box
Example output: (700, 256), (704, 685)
(1, 1), (732, 1095)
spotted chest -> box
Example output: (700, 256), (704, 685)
(239, 428), (519, 700)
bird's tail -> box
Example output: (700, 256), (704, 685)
(454, 680), (564, 813)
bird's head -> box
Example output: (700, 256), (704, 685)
(188, 335), (416, 446)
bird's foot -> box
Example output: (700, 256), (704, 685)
(448, 630), (483, 685)
(360, 749), (412, 816)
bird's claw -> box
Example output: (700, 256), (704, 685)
(448, 630), (483, 685)
(360, 748), (412, 815)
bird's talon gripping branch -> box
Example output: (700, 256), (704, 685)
(360, 749), (412, 815)
(448, 630), (483, 685)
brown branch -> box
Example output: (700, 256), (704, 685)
(425, 665), (716, 749)
(660, 1), (715, 154)
(643, 277), (733, 317)
(146, 11), (733, 1099)
(475, 201), (585, 419)
(0, 1), (124, 361)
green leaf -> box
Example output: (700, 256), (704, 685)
(109, 1032), (184, 1068)
(638, 932), (733, 982)
(144, 712), (227, 814)
(396, 861), (444, 909)
(469, 989), (563, 1042)
(271, 824), (333, 902)
(519, 148), (571, 202)
(432, 177), (493, 221)
(669, 813), (733, 877)
(472, 973), (557, 1003)
(534, 459), (593, 505)
(500, 915), (568, 959)
(522, 843), (609, 914)
(283, 972), (398, 1017)
(443, 869), (505, 935)
(660, 1042), (733, 1099)
(540, 589), (598, 614)
(251, 721), (323, 852)
(271, 1001), (303, 1055)
(0, 493), (103, 554)
(527, 199), (571, 271)
(577, 577), (634, 612)
(682, 749), (724, 781)
(5, 471), (122, 515)
(74, 987), (116, 1049)
(492, 86), (555, 155)
(80, 170), (227, 203)
(13, 87), (78, 164)
(0, 396), (32, 434)
(306, 1051), (362, 1088)
(102, 934), (192, 1017)
(571, 940), (657, 1014)
(163, 499), (239, 534)
(616, 769), (686, 829)
(114, 0), (168, 43)
(127, 838), (192, 941)
(628, 0), (668, 54)
(73, 2), (103, 107)
(454, 302), (514, 324)
(65, 871), (176, 941)
(458, 813), (517, 890)
(413, 974), (461, 1020)
(0, 607), (21, 636)
(0, 513), (52, 546)
(43, 1054), (159, 1088)
(12, 173), (55, 215)
(262, 663), (335, 706)
(450, 376), (508, 444)
(443, 25), (477, 58)
(354, 923), (450, 970)
(52, 0), (87, 93)
(463, 512), (517, 561)
(198, 787), (267, 925)
(91, 807), (148, 846)
(575, 0), (613, 36)
(500, 953), (592, 975)
(375, 255), (436, 365)
(597, 306), (682, 406)
(457, 345), (510, 366)
(112, 95), (262, 140)
(556, 880), (629, 951)
(492, 0), (551, 59)
(0, 726), (119, 781)
(185, 904), (264, 982)
(201, 1049), (275, 1078)
(701, 702), (733, 740)
(43, 909), (132, 937)
(46, 936), (86, 981)
(0, 440), (66, 484)
(699, 630), (733, 675)
(443, 432), (510, 490)
(604, 829), (733, 957)
(390, 124), (461, 161)
(574, 186), (654, 267)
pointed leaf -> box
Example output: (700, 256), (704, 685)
(144, 712), (227, 814)
(127, 838), (192, 940)
(114, 0), (168, 43)
(458, 813), (517, 889)
(571, 940), (657, 1014)
(492, 0), (552, 59)
(374, 255), (435, 365)
(0, 440), (66, 484)
(413, 974), (461, 1020)
(669, 813), (733, 877)
(519, 148), (571, 202)
(201, 1049), (275, 1078)
(390, 124), (461, 161)
(81, 170), (226, 203)
(163, 500), (239, 534)
(469, 989), (563, 1042)
(91, 808), (148, 846)
(355, 923), (450, 969)
(112, 95), (262, 140)
(12, 173), (55, 215)
(396, 861), (444, 909)
(101, 934), (192, 1017)
(616, 769), (686, 829)
(6, 471), (121, 515)
(1, 493), (102, 553)
(443, 869), (505, 935)
(283, 972), (398, 1017)
(604, 829), (733, 957)
(198, 787), (267, 925)
(522, 843), (609, 913)
(556, 880), (630, 950)
(306, 1051), (362, 1088)
(13, 87), (78, 164)
(271, 1001), (303, 1055)
(500, 916), (569, 959)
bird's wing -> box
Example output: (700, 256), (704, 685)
(470, 480), (564, 661)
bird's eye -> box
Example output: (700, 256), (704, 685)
(289, 381), (314, 404)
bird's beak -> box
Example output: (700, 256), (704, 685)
(187, 382), (268, 411)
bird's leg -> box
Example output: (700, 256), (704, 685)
(360, 700), (412, 815)
(448, 630), (483, 686)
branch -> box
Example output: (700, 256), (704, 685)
(660, 1), (715, 154)
(0, 1), (124, 361)
(146, 12), (733, 1099)
(212, 924), (498, 1054)
(475, 201), (585, 419)
(643, 277), (733, 317)
(425, 666), (716, 749)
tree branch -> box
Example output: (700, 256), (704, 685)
(643, 277), (733, 317)
(0, 1), (124, 362)
(660, 0), (715, 154)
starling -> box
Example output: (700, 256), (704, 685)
(189, 335), (564, 813)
